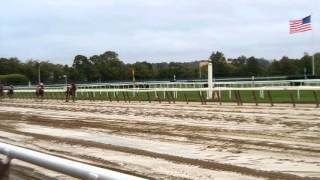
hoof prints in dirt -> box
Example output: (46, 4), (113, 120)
(0, 100), (320, 179)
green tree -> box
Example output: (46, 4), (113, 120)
(268, 60), (281, 75)
(246, 56), (261, 76)
(278, 56), (299, 75)
(300, 53), (313, 75)
(72, 55), (95, 81)
(231, 56), (247, 76)
(98, 51), (126, 80)
(314, 53), (320, 75)
(134, 61), (153, 80)
(209, 51), (229, 77)
(0, 57), (22, 74)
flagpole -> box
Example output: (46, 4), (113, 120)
(312, 14), (315, 76)
(312, 32), (315, 76)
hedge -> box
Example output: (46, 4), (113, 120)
(0, 74), (28, 84)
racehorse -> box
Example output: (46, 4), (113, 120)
(0, 85), (3, 96)
(0, 85), (4, 100)
(66, 82), (76, 102)
(36, 83), (45, 101)
(7, 85), (14, 98)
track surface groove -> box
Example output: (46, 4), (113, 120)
(0, 99), (319, 179)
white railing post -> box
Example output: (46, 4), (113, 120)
(0, 142), (145, 180)
(207, 62), (213, 99)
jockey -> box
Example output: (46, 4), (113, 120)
(66, 82), (77, 102)
(0, 84), (3, 97)
(7, 85), (14, 98)
(36, 82), (45, 99)
(36, 83), (44, 92)
(70, 82), (76, 94)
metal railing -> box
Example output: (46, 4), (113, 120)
(0, 142), (145, 180)
(7, 85), (320, 93)
(2, 85), (320, 108)
(12, 79), (320, 90)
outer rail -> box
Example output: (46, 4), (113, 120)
(8, 86), (320, 93)
(13, 78), (320, 89)
(0, 142), (145, 180)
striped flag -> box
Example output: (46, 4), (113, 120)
(289, 15), (312, 34)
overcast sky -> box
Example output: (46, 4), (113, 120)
(0, 0), (319, 64)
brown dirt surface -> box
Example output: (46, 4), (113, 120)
(0, 99), (320, 180)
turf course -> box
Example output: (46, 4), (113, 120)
(3, 90), (319, 104)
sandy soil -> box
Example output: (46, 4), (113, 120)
(0, 99), (319, 180)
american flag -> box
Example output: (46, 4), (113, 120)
(289, 15), (312, 34)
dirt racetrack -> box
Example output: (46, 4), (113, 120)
(0, 99), (319, 180)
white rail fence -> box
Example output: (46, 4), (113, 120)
(14, 79), (320, 90)
(0, 142), (145, 180)
(10, 86), (320, 92)
(3, 86), (320, 103)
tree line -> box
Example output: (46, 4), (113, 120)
(0, 50), (319, 85)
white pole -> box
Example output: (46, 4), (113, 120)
(38, 63), (41, 83)
(311, 13), (315, 75)
(311, 17), (315, 76)
(207, 62), (213, 99)
(312, 54), (315, 76)
(64, 75), (67, 86)
(132, 69), (136, 97)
